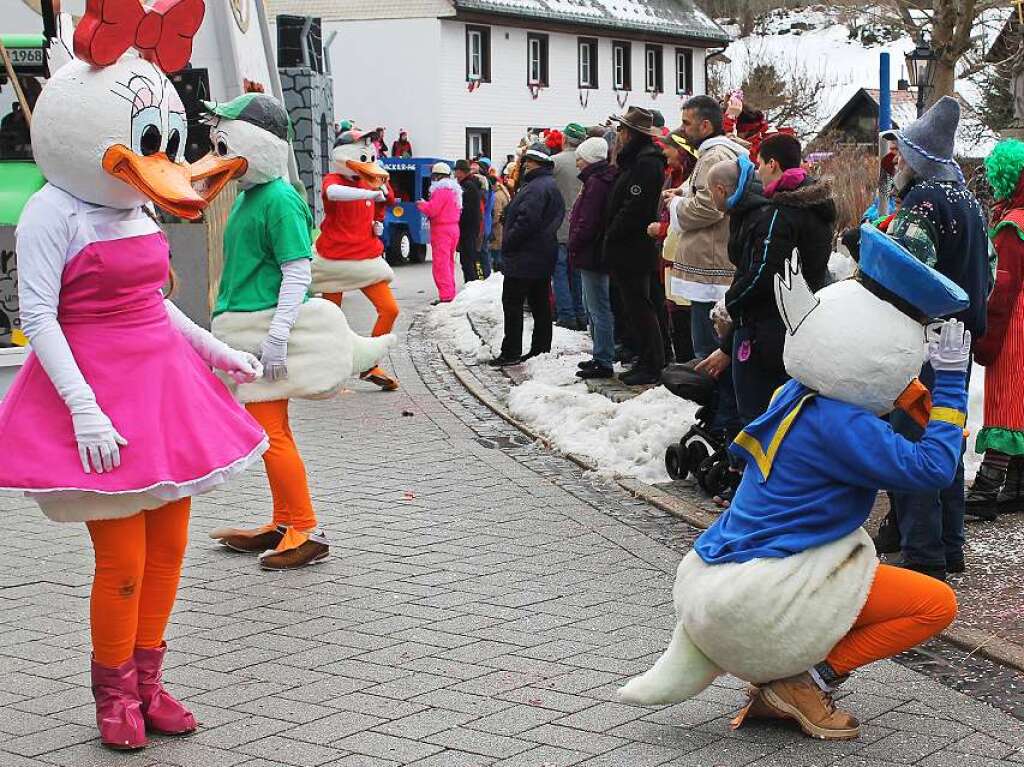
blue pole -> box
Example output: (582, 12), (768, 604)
(878, 52), (892, 215)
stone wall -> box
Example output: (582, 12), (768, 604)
(280, 67), (334, 223)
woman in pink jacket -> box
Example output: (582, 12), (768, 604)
(418, 162), (464, 302)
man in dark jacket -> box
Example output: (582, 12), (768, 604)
(490, 144), (566, 366)
(875, 97), (993, 581)
(455, 159), (484, 282)
(698, 134), (837, 424)
(604, 107), (668, 385)
(568, 136), (619, 378)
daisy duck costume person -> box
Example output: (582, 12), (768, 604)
(417, 161), (463, 303)
(619, 226), (971, 741)
(313, 130), (400, 390)
(0, 0), (269, 750)
(200, 94), (394, 570)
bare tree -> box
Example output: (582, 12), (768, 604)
(835, 1), (1006, 109)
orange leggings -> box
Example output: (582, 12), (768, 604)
(246, 399), (317, 532)
(86, 499), (191, 667)
(322, 281), (399, 337)
(826, 563), (957, 675)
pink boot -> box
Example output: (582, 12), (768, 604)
(134, 643), (197, 735)
(91, 658), (147, 750)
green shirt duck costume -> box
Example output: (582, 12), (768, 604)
(198, 94), (394, 570)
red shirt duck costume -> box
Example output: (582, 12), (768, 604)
(0, 0), (268, 750)
(314, 130), (400, 390)
(197, 96), (395, 570)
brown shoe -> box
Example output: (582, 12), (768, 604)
(210, 524), (285, 554)
(360, 366), (399, 391)
(259, 539), (330, 571)
(758, 673), (860, 740)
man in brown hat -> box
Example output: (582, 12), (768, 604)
(603, 107), (668, 386)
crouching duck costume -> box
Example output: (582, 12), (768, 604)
(619, 226), (971, 741)
(0, 0), (269, 749)
(313, 130), (400, 390)
(198, 94), (394, 570)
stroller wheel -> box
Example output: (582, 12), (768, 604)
(686, 442), (711, 475)
(665, 443), (688, 480)
(701, 459), (736, 497)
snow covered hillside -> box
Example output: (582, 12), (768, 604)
(716, 5), (1005, 143)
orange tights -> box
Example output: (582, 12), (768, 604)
(86, 499), (191, 667)
(245, 399), (317, 532)
(826, 563), (957, 676)
(322, 281), (399, 337)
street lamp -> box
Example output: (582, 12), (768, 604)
(905, 35), (938, 118)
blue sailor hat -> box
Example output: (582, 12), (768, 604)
(858, 224), (969, 320)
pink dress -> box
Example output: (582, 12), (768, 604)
(0, 189), (267, 522)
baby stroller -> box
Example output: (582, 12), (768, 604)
(661, 361), (740, 498)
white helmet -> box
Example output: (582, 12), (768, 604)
(431, 162), (452, 176)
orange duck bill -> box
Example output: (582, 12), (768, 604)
(190, 152), (249, 204)
(345, 160), (390, 189)
(103, 145), (212, 221)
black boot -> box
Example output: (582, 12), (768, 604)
(872, 510), (901, 554)
(998, 456), (1024, 514)
(966, 461), (1004, 521)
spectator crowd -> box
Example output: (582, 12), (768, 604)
(413, 93), (1022, 583)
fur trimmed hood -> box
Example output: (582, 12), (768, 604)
(429, 177), (463, 207)
(772, 176), (838, 231)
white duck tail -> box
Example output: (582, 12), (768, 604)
(617, 622), (721, 706)
(350, 331), (397, 375)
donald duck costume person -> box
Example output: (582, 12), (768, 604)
(0, 0), (268, 749)
(200, 94), (395, 571)
(620, 226), (971, 741)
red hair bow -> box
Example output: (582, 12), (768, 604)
(74, 0), (205, 73)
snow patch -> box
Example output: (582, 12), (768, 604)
(508, 382), (699, 484)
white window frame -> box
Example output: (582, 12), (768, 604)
(528, 36), (543, 85)
(645, 46), (661, 93)
(579, 40), (593, 88)
(468, 29), (483, 80)
(468, 132), (484, 158)
(613, 43), (627, 90)
(676, 48), (692, 94)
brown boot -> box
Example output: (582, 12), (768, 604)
(758, 673), (860, 740)
(360, 367), (399, 391)
(209, 524), (285, 553)
(258, 528), (330, 571)
(730, 685), (787, 730)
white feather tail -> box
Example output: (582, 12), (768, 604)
(617, 622), (721, 706)
(350, 331), (396, 375)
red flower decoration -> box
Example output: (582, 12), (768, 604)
(74, 0), (205, 74)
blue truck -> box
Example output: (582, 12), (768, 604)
(380, 156), (451, 266)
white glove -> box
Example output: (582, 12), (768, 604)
(72, 405), (128, 474)
(373, 190), (387, 203)
(219, 349), (264, 384)
(927, 319), (971, 373)
(164, 300), (262, 383)
(373, 220), (384, 237)
(260, 335), (289, 381)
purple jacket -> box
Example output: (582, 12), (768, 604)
(567, 160), (618, 272)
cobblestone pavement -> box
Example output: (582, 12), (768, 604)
(2, 265), (1024, 766)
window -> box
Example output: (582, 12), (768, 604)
(527, 33), (549, 86)
(645, 44), (663, 93)
(466, 25), (491, 82)
(612, 41), (631, 90)
(466, 127), (491, 159)
(675, 48), (694, 95)
(578, 37), (598, 89)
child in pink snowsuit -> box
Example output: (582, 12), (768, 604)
(418, 164), (463, 302)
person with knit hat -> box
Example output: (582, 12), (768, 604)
(391, 129), (413, 158)
(569, 136), (619, 378)
(552, 123), (587, 330)
(964, 139), (1024, 517)
(871, 95), (993, 581)
(454, 159), (485, 283)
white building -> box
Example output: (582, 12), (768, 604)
(267, 0), (730, 163)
